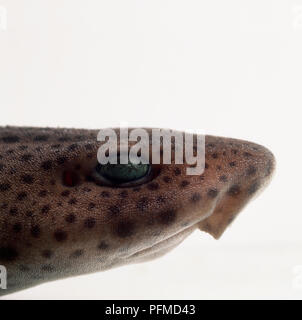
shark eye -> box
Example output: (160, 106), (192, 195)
(94, 159), (152, 187)
(96, 162), (150, 183)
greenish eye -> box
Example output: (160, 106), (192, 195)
(95, 161), (150, 185)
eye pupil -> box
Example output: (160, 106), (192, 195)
(96, 162), (149, 184)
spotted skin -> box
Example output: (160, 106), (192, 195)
(0, 127), (275, 295)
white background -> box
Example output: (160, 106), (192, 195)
(0, 0), (301, 299)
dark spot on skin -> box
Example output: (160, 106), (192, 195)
(1, 203), (8, 209)
(87, 153), (94, 159)
(229, 162), (236, 167)
(247, 165), (257, 176)
(51, 144), (61, 149)
(38, 190), (47, 197)
(41, 264), (55, 272)
(158, 209), (177, 225)
(75, 135), (85, 141)
(17, 191), (27, 201)
(156, 196), (166, 204)
(41, 160), (52, 170)
(212, 153), (218, 159)
(57, 156), (67, 165)
(68, 144), (78, 151)
(207, 188), (219, 198)
(174, 167), (181, 176)
(216, 165), (221, 170)
(54, 230), (68, 242)
(163, 176), (172, 183)
(84, 217), (96, 229)
(6, 149), (14, 155)
(109, 205), (120, 215)
(228, 184), (241, 196)
(137, 197), (149, 211)
(0, 246), (18, 261)
(85, 144), (93, 150)
(119, 191), (128, 198)
(191, 193), (202, 202)
(0, 183), (11, 192)
(34, 135), (49, 142)
(115, 220), (136, 238)
(231, 149), (238, 155)
(68, 198), (77, 205)
(2, 136), (20, 143)
(98, 241), (109, 250)
(12, 223), (22, 233)
(147, 182), (159, 190)
(101, 191), (110, 198)
(10, 207), (18, 216)
(30, 225), (41, 238)
(61, 190), (70, 197)
(243, 152), (253, 158)
(219, 175), (228, 182)
(65, 213), (76, 223)
(205, 163), (209, 169)
(58, 136), (71, 142)
(180, 180), (190, 188)
(248, 182), (260, 195)
(207, 143), (215, 148)
(88, 203), (95, 210)
(10, 169), (16, 175)
(41, 205), (50, 214)
(42, 250), (53, 259)
(22, 174), (34, 184)
(70, 249), (84, 258)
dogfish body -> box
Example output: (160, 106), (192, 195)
(0, 127), (275, 295)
